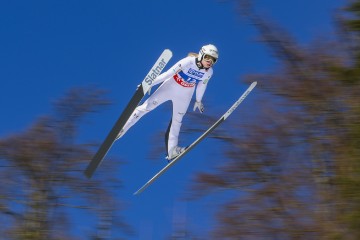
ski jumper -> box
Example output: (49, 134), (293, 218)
(120, 56), (213, 156)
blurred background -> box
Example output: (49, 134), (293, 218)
(1, 0), (359, 239)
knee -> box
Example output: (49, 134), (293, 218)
(173, 112), (185, 125)
(139, 98), (159, 112)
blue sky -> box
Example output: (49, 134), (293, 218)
(0, 0), (345, 239)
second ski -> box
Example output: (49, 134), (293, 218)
(134, 81), (257, 195)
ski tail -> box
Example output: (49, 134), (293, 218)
(84, 49), (173, 179)
(134, 81), (257, 194)
(84, 86), (144, 178)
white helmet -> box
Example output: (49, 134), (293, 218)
(198, 44), (219, 63)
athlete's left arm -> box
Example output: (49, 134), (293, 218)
(195, 76), (210, 103)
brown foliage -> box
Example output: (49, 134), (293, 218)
(0, 88), (131, 239)
(188, 1), (360, 239)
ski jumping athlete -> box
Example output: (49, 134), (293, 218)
(116, 44), (219, 160)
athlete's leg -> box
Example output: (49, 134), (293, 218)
(117, 81), (172, 139)
(165, 97), (192, 156)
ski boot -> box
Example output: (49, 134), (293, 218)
(166, 146), (185, 163)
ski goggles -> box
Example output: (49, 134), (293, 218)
(204, 54), (217, 64)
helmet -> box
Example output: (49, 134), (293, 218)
(198, 44), (219, 63)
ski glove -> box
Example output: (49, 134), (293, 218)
(193, 101), (204, 113)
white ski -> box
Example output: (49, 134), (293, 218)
(84, 49), (173, 178)
(134, 81), (257, 195)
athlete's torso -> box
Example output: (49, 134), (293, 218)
(171, 56), (213, 88)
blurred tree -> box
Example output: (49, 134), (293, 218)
(0, 88), (131, 239)
(187, 0), (360, 239)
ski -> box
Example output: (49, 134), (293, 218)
(84, 49), (173, 178)
(134, 81), (257, 195)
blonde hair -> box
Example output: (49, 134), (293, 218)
(187, 52), (198, 57)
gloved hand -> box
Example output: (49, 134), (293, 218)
(193, 101), (204, 113)
(147, 86), (152, 95)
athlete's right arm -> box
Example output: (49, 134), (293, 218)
(151, 57), (191, 86)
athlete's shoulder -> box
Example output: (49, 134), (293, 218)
(175, 56), (196, 68)
(206, 66), (214, 75)
(182, 56), (196, 64)
(202, 67), (213, 84)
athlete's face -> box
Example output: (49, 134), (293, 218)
(201, 54), (217, 68)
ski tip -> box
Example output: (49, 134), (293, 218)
(247, 81), (257, 91)
(163, 49), (173, 57)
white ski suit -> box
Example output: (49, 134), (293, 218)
(120, 56), (213, 156)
